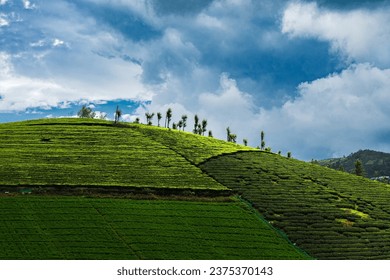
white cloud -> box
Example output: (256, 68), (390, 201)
(256, 63), (390, 159)
(52, 38), (65, 47)
(0, 13), (9, 27)
(0, 0), (7, 5)
(0, 50), (152, 112)
(282, 2), (390, 66)
(23, 0), (36, 10)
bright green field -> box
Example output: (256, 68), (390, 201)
(200, 151), (390, 259)
(0, 196), (308, 260)
(133, 124), (254, 164)
(0, 118), (232, 190)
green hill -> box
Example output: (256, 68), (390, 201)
(317, 149), (390, 179)
(0, 118), (307, 260)
(0, 118), (251, 190)
(200, 151), (390, 259)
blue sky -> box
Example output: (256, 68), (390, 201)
(1, 0), (390, 160)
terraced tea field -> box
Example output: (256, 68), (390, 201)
(134, 125), (254, 164)
(0, 119), (228, 190)
(0, 196), (308, 260)
(200, 151), (390, 259)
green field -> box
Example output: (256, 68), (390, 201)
(0, 196), (308, 260)
(200, 151), (390, 259)
(0, 118), (229, 190)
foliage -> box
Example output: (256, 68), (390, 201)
(317, 149), (390, 178)
(77, 105), (96, 119)
(355, 160), (364, 176)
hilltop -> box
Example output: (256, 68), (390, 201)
(317, 149), (390, 178)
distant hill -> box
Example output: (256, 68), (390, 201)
(317, 149), (390, 178)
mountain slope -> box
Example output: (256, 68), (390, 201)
(200, 151), (390, 259)
(318, 149), (390, 178)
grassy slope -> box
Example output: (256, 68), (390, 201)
(133, 124), (254, 165)
(0, 196), (308, 260)
(200, 151), (390, 259)
(0, 118), (231, 190)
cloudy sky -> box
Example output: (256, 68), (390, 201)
(1, 0), (390, 160)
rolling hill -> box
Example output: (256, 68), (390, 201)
(0, 118), (307, 260)
(317, 149), (390, 179)
(1, 118), (390, 260)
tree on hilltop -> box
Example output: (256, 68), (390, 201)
(201, 119), (207, 136)
(157, 112), (162, 127)
(193, 114), (199, 134)
(145, 112), (155, 126)
(114, 105), (122, 124)
(77, 105), (96, 119)
(165, 108), (172, 128)
(181, 115), (187, 131)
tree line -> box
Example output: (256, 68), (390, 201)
(78, 105), (293, 158)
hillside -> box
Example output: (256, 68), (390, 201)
(0, 118), (308, 260)
(317, 149), (390, 178)
(200, 151), (390, 259)
(0, 118), (251, 191)
(0, 196), (307, 260)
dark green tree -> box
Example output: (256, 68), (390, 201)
(145, 112), (155, 126)
(201, 119), (207, 136)
(165, 108), (172, 128)
(287, 152), (292, 159)
(181, 115), (187, 131)
(226, 127), (231, 141)
(355, 160), (364, 176)
(177, 120), (183, 130)
(157, 112), (162, 127)
(193, 114), (199, 134)
(208, 130), (213, 137)
(243, 139), (248, 146)
(77, 105), (96, 119)
(261, 130), (265, 150)
(114, 105), (122, 124)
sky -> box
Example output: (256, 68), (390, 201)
(1, 0), (390, 160)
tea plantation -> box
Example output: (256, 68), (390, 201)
(0, 196), (308, 259)
(0, 118), (309, 259)
(200, 151), (390, 259)
(0, 118), (229, 190)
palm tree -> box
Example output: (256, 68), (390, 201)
(226, 127), (231, 141)
(145, 112), (155, 125)
(165, 108), (172, 128)
(181, 115), (187, 131)
(157, 112), (162, 127)
(201, 119), (207, 136)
